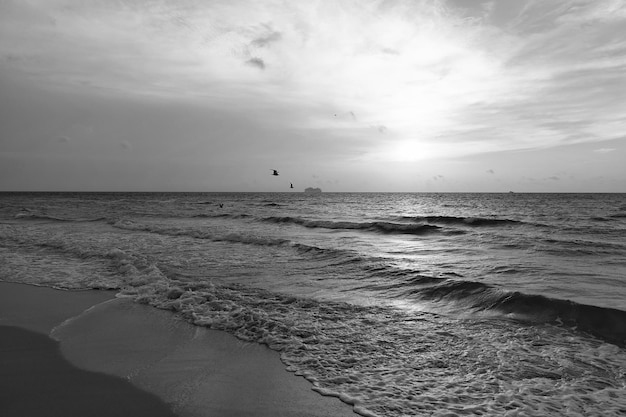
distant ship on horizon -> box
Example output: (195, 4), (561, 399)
(304, 187), (322, 194)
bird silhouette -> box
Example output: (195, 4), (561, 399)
(271, 169), (279, 176)
(290, 183), (294, 189)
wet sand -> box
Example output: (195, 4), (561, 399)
(0, 325), (177, 417)
(0, 282), (355, 417)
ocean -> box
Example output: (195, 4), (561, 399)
(1, 192), (625, 416)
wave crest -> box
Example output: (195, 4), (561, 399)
(413, 280), (626, 347)
(401, 215), (523, 227)
(15, 212), (107, 222)
(264, 216), (441, 235)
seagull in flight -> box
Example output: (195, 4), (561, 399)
(290, 183), (294, 189)
(271, 169), (279, 176)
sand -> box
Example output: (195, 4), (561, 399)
(0, 325), (177, 417)
(0, 282), (355, 417)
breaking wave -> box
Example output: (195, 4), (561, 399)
(263, 216), (442, 235)
(399, 215), (524, 227)
(411, 280), (626, 347)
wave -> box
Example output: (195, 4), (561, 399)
(353, 274), (445, 294)
(192, 213), (251, 219)
(400, 215), (523, 227)
(110, 218), (368, 265)
(109, 219), (290, 247)
(590, 216), (616, 222)
(539, 237), (626, 256)
(14, 212), (107, 223)
(263, 216), (441, 235)
(293, 242), (351, 258)
(107, 219), (384, 269)
(411, 280), (626, 347)
(216, 233), (289, 246)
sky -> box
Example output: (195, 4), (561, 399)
(1, 0), (625, 192)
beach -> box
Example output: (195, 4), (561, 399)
(1, 192), (625, 415)
(0, 282), (355, 417)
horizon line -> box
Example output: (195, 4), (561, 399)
(1, 190), (625, 194)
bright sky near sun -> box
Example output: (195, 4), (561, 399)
(1, 0), (624, 192)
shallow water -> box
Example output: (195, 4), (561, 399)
(1, 192), (625, 416)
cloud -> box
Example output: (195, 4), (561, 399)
(486, 169), (495, 174)
(4, 53), (22, 62)
(332, 111), (360, 124)
(57, 136), (70, 144)
(593, 147), (616, 153)
(251, 29), (282, 48)
(381, 47), (400, 55)
(1, 0), (624, 164)
(245, 57), (265, 70)
(120, 141), (132, 150)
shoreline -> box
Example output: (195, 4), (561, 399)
(0, 282), (355, 417)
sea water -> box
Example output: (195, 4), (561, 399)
(1, 192), (625, 416)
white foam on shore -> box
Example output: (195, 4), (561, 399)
(51, 296), (356, 417)
(121, 279), (626, 417)
(50, 298), (119, 338)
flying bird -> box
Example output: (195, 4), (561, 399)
(290, 183), (294, 189)
(271, 169), (279, 176)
